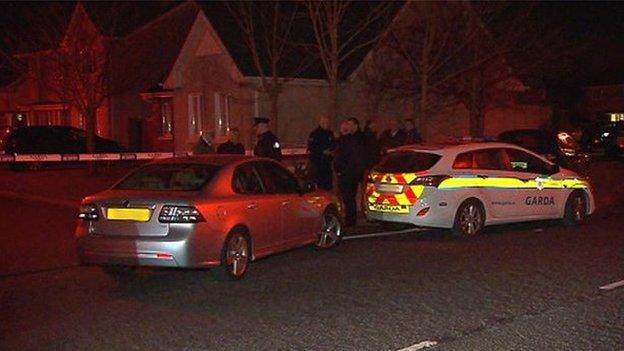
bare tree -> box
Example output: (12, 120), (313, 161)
(450, 2), (573, 136)
(227, 1), (309, 134)
(305, 0), (393, 123)
(0, 2), (149, 154)
(384, 1), (567, 138)
(356, 44), (403, 121)
(384, 1), (481, 139)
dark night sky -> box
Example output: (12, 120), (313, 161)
(1, 1), (624, 88)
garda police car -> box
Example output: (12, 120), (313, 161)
(364, 142), (595, 237)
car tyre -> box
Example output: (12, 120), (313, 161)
(451, 199), (485, 238)
(212, 230), (251, 281)
(315, 208), (342, 249)
(562, 191), (586, 226)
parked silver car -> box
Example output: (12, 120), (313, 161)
(76, 155), (343, 280)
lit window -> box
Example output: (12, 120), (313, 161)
(161, 101), (173, 137)
(188, 94), (203, 136)
(609, 113), (624, 122)
(214, 92), (231, 137)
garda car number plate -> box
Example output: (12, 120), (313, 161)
(375, 183), (404, 193)
(368, 204), (410, 214)
(107, 208), (152, 222)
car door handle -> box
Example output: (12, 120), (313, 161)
(246, 203), (258, 210)
(281, 201), (291, 206)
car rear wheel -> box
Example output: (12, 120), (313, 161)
(213, 231), (250, 281)
(563, 191), (586, 226)
(452, 199), (485, 238)
(315, 209), (342, 249)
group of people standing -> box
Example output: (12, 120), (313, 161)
(193, 117), (281, 159)
(194, 114), (422, 227)
(307, 116), (422, 226)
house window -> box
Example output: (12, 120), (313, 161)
(188, 94), (203, 136)
(608, 113), (624, 122)
(161, 101), (173, 137)
(214, 92), (231, 137)
(32, 109), (65, 126)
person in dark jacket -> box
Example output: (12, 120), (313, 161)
(192, 131), (215, 154)
(363, 119), (381, 169)
(253, 117), (282, 161)
(404, 118), (422, 144)
(217, 128), (245, 154)
(379, 117), (407, 152)
(307, 116), (335, 190)
(334, 119), (366, 227)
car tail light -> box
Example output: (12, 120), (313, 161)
(409, 175), (449, 187)
(158, 205), (205, 223)
(416, 207), (430, 216)
(78, 204), (99, 221)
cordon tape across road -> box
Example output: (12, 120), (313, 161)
(0, 148), (309, 163)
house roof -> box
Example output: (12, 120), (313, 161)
(199, 1), (402, 80)
(110, 1), (199, 94)
(0, 1), (401, 89)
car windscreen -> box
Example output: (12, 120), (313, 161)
(115, 163), (221, 191)
(375, 151), (441, 173)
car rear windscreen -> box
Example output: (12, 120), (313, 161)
(116, 163), (221, 191)
(375, 151), (441, 173)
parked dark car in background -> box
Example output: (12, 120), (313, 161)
(0, 126), (124, 155)
(498, 129), (589, 172)
(579, 121), (624, 158)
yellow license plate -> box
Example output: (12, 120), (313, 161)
(107, 208), (152, 222)
(368, 204), (410, 214)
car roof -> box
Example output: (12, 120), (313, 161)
(498, 129), (555, 137)
(392, 142), (524, 154)
(149, 155), (270, 167)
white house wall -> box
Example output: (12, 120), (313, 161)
(165, 12), (252, 152)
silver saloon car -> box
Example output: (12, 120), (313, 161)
(76, 156), (343, 280)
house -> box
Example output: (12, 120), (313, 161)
(0, 1), (552, 153)
(578, 84), (624, 124)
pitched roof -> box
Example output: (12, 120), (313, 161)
(199, 1), (402, 80)
(0, 1), (401, 89)
(110, 1), (199, 94)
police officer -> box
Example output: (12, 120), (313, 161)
(307, 116), (335, 190)
(217, 128), (245, 154)
(404, 118), (422, 144)
(253, 117), (282, 161)
(379, 117), (407, 152)
(334, 119), (366, 227)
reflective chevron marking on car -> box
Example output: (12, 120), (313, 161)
(371, 172), (419, 185)
(366, 173), (425, 207)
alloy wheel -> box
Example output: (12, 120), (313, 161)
(316, 212), (341, 248)
(225, 233), (249, 277)
(572, 195), (585, 222)
(459, 203), (482, 236)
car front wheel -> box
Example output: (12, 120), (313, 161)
(315, 209), (342, 249)
(213, 231), (250, 281)
(563, 191), (586, 226)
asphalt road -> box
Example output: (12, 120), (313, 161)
(1, 165), (624, 350)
